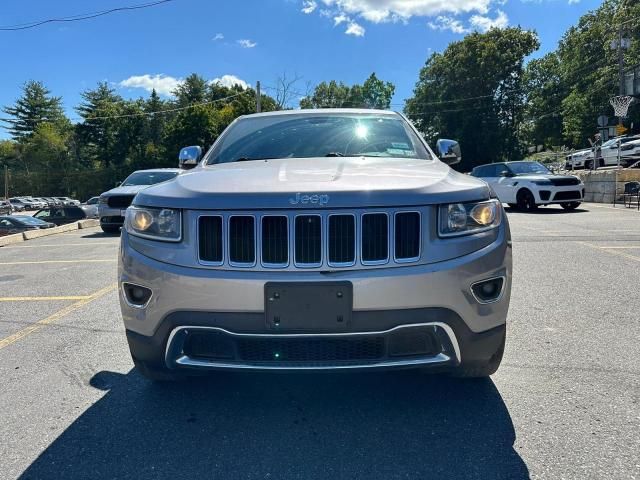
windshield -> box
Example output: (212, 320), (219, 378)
(507, 161), (551, 175)
(122, 171), (178, 186)
(206, 113), (431, 164)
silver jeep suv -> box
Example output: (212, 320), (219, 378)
(119, 109), (512, 381)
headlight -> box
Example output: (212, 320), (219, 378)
(532, 179), (552, 186)
(439, 199), (501, 237)
(125, 206), (181, 242)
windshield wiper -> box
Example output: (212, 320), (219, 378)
(233, 157), (273, 162)
(324, 152), (344, 157)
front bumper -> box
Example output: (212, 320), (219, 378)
(119, 221), (512, 371)
(535, 185), (584, 204)
(99, 205), (127, 227)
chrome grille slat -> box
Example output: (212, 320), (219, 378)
(261, 216), (288, 267)
(295, 215), (322, 267)
(395, 212), (421, 262)
(361, 213), (389, 264)
(197, 209), (423, 270)
(229, 216), (256, 266)
(328, 214), (356, 266)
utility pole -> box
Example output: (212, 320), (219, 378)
(3, 165), (7, 200)
(256, 81), (261, 113)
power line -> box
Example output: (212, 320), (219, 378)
(0, 0), (175, 31)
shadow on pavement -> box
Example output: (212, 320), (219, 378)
(20, 369), (529, 480)
(505, 206), (588, 215)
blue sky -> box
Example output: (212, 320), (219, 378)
(0, 0), (602, 138)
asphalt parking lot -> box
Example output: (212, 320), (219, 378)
(0, 203), (639, 480)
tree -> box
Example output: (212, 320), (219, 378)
(362, 73), (395, 109)
(405, 28), (540, 170)
(2, 81), (65, 141)
(173, 74), (208, 107)
(522, 53), (564, 148)
(300, 74), (396, 109)
(76, 82), (124, 167)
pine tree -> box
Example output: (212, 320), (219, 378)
(2, 80), (65, 141)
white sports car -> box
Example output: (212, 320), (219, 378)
(471, 161), (585, 211)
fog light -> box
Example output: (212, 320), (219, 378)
(122, 283), (152, 307)
(471, 277), (504, 304)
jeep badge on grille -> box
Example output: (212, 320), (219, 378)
(289, 193), (330, 206)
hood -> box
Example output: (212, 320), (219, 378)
(135, 157), (491, 210)
(514, 174), (580, 181)
(101, 185), (152, 196)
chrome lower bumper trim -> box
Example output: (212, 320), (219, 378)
(165, 322), (461, 371)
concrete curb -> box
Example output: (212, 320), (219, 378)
(0, 219), (101, 247)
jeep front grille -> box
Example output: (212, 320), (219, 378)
(197, 208), (424, 270)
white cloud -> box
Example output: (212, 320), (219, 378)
(318, 0), (491, 23)
(427, 16), (468, 34)
(212, 33), (224, 41)
(301, 0), (317, 13)
(345, 21), (365, 36)
(119, 74), (183, 96)
(237, 39), (257, 48)
(334, 13), (348, 25)
(210, 74), (250, 90)
(469, 9), (508, 32)
(568, 0), (580, 4)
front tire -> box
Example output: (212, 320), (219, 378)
(561, 201), (581, 210)
(101, 225), (120, 234)
(516, 189), (537, 211)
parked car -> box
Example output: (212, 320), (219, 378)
(85, 196), (100, 205)
(0, 215), (55, 237)
(119, 109), (511, 381)
(21, 197), (47, 209)
(471, 161), (585, 211)
(8, 198), (26, 211)
(54, 196), (81, 206)
(14, 197), (37, 210)
(0, 200), (13, 215)
(565, 149), (593, 169)
(31, 197), (56, 208)
(596, 135), (640, 168)
(99, 168), (180, 233)
(32, 206), (88, 225)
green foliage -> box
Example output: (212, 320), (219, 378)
(405, 27), (540, 170)
(1, 73), (280, 198)
(300, 73), (395, 109)
(2, 81), (65, 141)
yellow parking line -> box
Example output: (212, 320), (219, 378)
(0, 296), (92, 302)
(577, 241), (640, 262)
(0, 283), (117, 351)
(0, 259), (115, 266)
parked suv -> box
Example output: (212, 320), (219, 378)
(119, 109), (512, 381)
(99, 169), (180, 233)
(471, 161), (584, 211)
(0, 200), (12, 215)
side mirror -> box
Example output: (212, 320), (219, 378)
(179, 146), (202, 169)
(436, 139), (461, 165)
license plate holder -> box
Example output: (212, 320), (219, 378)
(265, 282), (353, 332)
